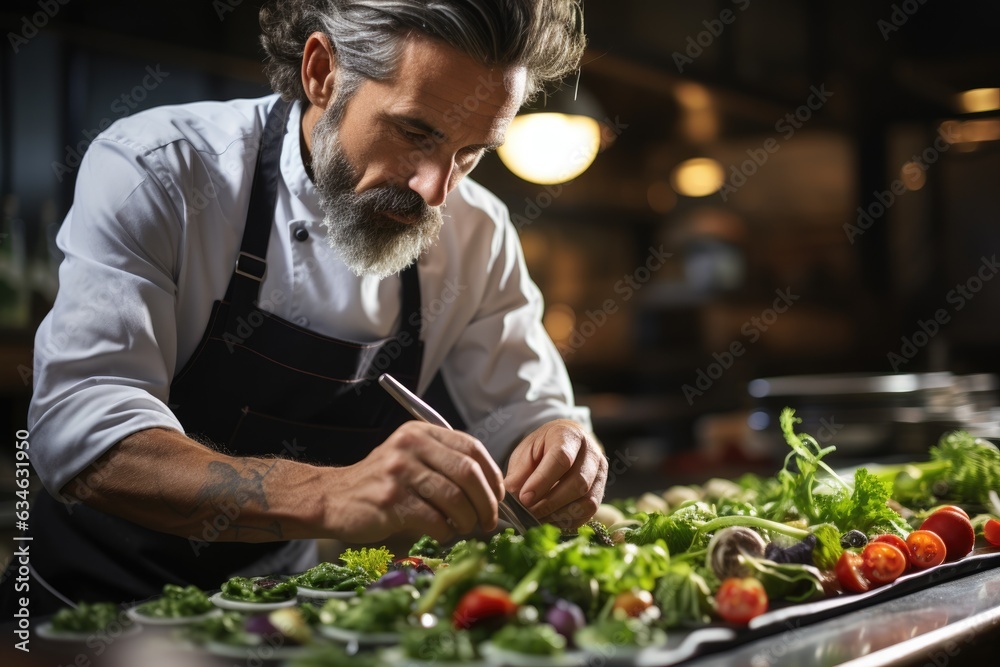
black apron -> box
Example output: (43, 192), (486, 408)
(14, 98), (463, 612)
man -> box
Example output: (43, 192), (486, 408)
(5, 0), (606, 613)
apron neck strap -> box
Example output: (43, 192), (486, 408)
(225, 97), (292, 309)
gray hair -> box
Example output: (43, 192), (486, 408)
(259, 0), (586, 107)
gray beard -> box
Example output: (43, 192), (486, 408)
(310, 107), (443, 280)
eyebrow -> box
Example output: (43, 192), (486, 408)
(387, 113), (503, 152)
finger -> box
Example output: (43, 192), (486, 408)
(503, 438), (538, 496)
(422, 424), (506, 501)
(398, 497), (456, 543)
(528, 445), (606, 518)
(409, 468), (480, 534)
(516, 430), (584, 505)
(414, 431), (500, 532)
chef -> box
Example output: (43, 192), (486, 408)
(3, 0), (606, 614)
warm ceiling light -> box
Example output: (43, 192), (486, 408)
(958, 88), (1000, 113)
(670, 158), (725, 197)
(497, 113), (601, 185)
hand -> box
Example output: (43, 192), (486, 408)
(504, 419), (607, 531)
(325, 421), (505, 543)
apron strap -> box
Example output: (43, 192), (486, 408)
(224, 97), (292, 320)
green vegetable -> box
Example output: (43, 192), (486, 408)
(872, 431), (1000, 510)
(409, 535), (444, 558)
(813, 468), (910, 537)
(292, 562), (370, 591)
(574, 616), (667, 649)
(417, 541), (488, 615)
(339, 546), (393, 581)
(136, 584), (212, 618)
(51, 602), (123, 633)
(400, 625), (480, 662)
(626, 503), (716, 553)
(184, 611), (249, 645)
(810, 524), (844, 571)
(491, 623), (566, 656)
(320, 585), (419, 633)
(220, 576), (297, 603)
(652, 562), (714, 628)
(738, 554), (824, 603)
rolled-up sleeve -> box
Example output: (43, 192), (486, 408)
(439, 197), (592, 463)
(29, 138), (185, 497)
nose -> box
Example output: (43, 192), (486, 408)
(407, 157), (454, 208)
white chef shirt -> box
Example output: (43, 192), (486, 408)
(29, 94), (591, 497)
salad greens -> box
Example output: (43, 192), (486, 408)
(491, 623), (566, 656)
(409, 535), (444, 558)
(872, 430), (1000, 510)
(319, 585), (419, 633)
(400, 625), (480, 662)
(136, 584), (212, 618)
(220, 576), (297, 603)
(51, 602), (123, 633)
(292, 562), (370, 591)
(339, 547), (393, 581)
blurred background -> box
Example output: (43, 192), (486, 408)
(1, 0), (999, 500)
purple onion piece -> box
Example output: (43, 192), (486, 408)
(371, 568), (414, 589)
(544, 599), (586, 642)
(244, 614), (279, 636)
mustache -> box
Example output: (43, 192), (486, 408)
(355, 184), (431, 220)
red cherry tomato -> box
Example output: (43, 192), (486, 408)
(984, 518), (1000, 547)
(931, 505), (969, 519)
(835, 551), (870, 593)
(715, 577), (768, 625)
(612, 589), (655, 618)
(453, 585), (517, 630)
(920, 509), (975, 561)
(861, 542), (907, 586)
(906, 530), (947, 568)
(871, 533), (909, 567)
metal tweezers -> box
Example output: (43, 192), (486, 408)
(378, 373), (541, 535)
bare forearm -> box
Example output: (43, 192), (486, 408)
(60, 428), (332, 542)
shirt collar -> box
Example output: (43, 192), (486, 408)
(280, 99), (323, 217)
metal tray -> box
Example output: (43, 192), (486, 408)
(634, 545), (1000, 666)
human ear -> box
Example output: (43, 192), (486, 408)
(300, 32), (337, 109)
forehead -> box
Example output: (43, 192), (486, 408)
(368, 34), (526, 143)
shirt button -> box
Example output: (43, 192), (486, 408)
(293, 224), (309, 242)
(296, 316), (309, 327)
